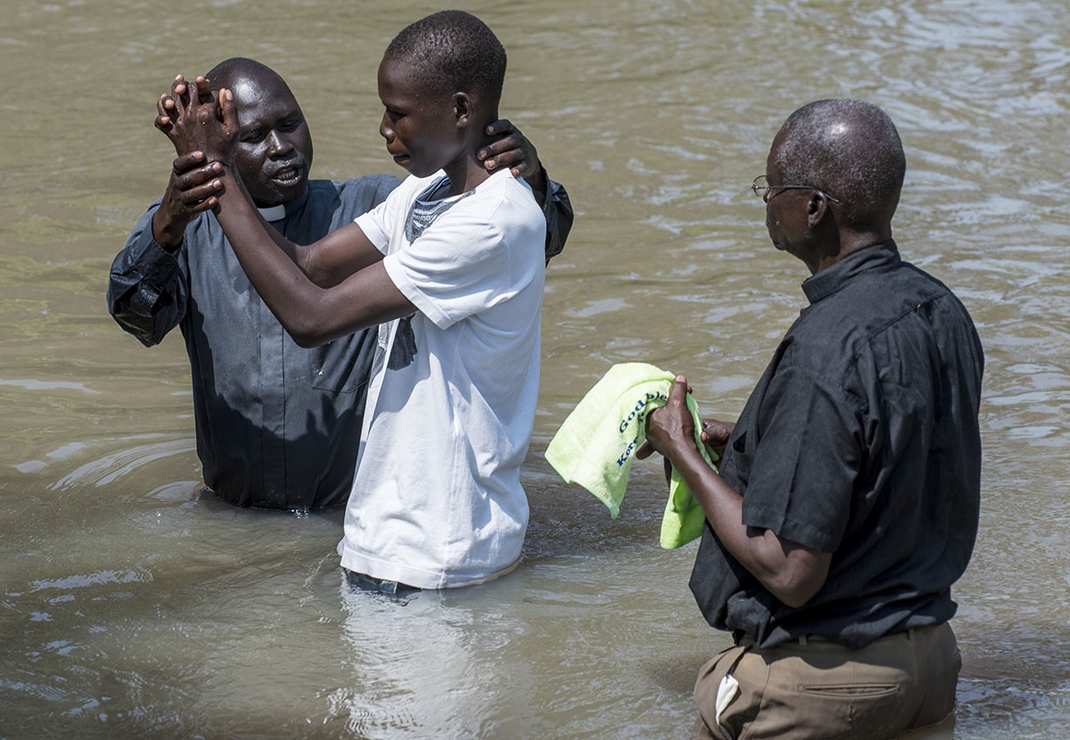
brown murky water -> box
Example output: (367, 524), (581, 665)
(2, 0), (1069, 737)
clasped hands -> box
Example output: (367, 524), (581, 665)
(151, 71), (548, 213)
(155, 75), (238, 166)
(148, 75), (238, 224)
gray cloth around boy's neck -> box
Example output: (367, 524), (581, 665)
(406, 175), (476, 242)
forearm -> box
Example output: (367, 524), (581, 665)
(213, 168), (380, 287)
(668, 442), (829, 608)
(217, 168), (304, 264)
(150, 208), (190, 252)
(212, 166), (333, 339)
(212, 165), (410, 346)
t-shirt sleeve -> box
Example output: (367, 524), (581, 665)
(382, 196), (542, 330)
(739, 364), (865, 553)
(354, 188), (403, 255)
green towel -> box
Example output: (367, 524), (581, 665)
(545, 362), (717, 549)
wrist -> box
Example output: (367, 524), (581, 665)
(668, 434), (706, 469)
(151, 210), (189, 252)
(524, 163), (549, 204)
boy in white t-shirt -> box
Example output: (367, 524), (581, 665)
(159, 11), (545, 589)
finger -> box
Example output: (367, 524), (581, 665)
(155, 108), (174, 132)
(669, 375), (689, 404)
(182, 179), (225, 207)
(171, 74), (190, 113)
(511, 159), (534, 179)
(175, 163), (222, 190)
(635, 441), (656, 460)
(700, 420), (732, 453)
(477, 141), (508, 168)
(484, 118), (514, 137)
(171, 151), (208, 175)
(194, 76), (213, 105)
(189, 199), (217, 214)
(699, 420), (714, 444)
(480, 131), (520, 155)
(220, 87), (238, 135)
(192, 194), (220, 214)
(486, 143), (521, 163)
(481, 147), (531, 177)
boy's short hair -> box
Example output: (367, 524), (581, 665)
(385, 10), (506, 104)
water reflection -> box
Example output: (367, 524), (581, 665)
(46, 437), (197, 490)
(335, 584), (536, 737)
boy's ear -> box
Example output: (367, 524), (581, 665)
(453, 92), (472, 127)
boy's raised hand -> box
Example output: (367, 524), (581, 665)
(155, 74), (239, 166)
(479, 119), (548, 196)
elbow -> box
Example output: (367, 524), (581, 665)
(291, 333), (319, 349)
(770, 579), (822, 609)
(761, 551), (831, 609)
(289, 324), (329, 348)
(274, 292), (335, 348)
(278, 312), (330, 348)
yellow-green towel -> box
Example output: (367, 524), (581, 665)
(544, 362), (717, 549)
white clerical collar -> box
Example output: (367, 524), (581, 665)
(258, 204), (286, 221)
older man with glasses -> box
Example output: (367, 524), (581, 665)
(639, 99), (984, 739)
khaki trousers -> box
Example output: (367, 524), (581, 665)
(690, 623), (961, 740)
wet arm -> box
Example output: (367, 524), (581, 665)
(211, 160), (413, 347)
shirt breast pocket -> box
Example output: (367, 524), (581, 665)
(308, 331), (375, 394)
(723, 431), (755, 487)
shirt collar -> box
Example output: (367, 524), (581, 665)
(257, 186), (311, 222)
(257, 204), (286, 221)
(801, 239), (901, 305)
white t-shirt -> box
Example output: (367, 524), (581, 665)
(338, 167), (545, 588)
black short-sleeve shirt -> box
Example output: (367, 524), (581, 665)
(689, 240), (984, 649)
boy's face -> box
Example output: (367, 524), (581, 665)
(377, 56), (462, 178)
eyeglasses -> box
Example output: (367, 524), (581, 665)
(751, 175), (842, 203)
